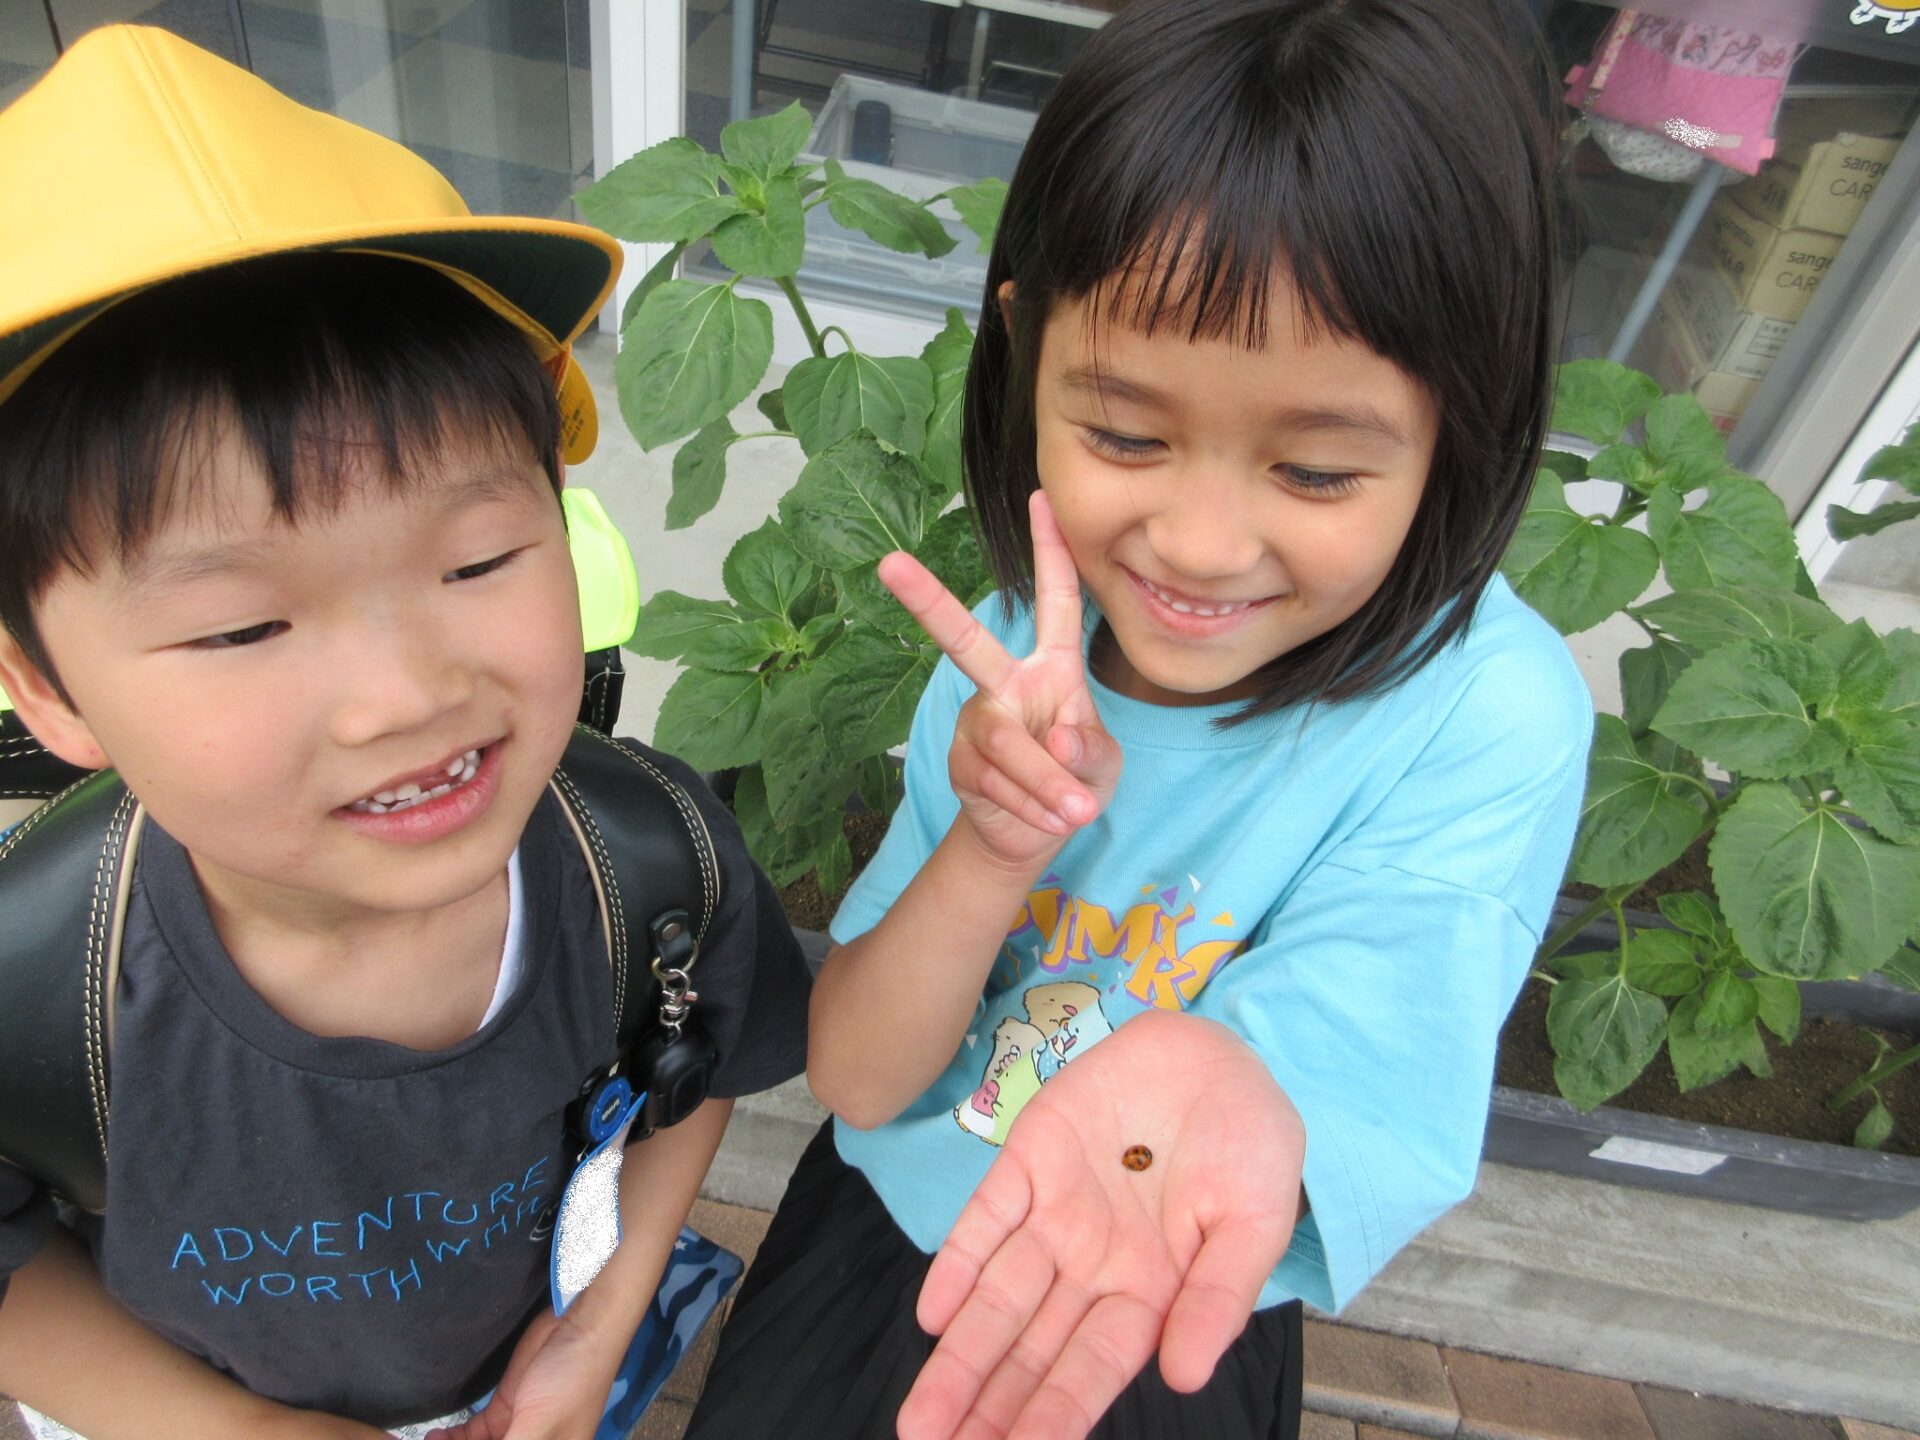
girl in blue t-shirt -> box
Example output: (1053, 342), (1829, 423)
(686, 3), (1591, 1438)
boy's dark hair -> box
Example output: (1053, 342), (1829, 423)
(963, 0), (1559, 718)
(0, 253), (563, 685)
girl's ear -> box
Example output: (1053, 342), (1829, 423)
(997, 280), (1016, 336)
(0, 636), (107, 772)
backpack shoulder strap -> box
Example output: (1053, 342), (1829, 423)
(0, 771), (145, 1213)
(547, 726), (719, 1061)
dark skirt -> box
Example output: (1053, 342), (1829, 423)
(684, 1121), (1302, 1440)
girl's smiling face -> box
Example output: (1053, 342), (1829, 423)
(1029, 273), (1442, 708)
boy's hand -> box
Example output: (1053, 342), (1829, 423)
(879, 490), (1120, 872)
(422, 1303), (616, 1440)
(896, 1011), (1306, 1440)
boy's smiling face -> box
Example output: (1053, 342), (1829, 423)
(5, 422), (583, 928)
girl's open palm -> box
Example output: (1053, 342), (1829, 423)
(894, 1011), (1305, 1440)
(878, 491), (1120, 868)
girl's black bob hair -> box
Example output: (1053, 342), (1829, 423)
(963, 0), (1559, 719)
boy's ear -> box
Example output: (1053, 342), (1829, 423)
(997, 280), (1016, 335)
(0, 634), (108, 772)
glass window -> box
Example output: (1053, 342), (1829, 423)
(683, 0), (1119, 321)
(4, 1), (591, 222)
(1542, 1), (1920, 447)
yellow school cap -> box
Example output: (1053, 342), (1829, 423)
(0, 24), (623, 463)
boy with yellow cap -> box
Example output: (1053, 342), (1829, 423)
(0, 26), (808, 1439)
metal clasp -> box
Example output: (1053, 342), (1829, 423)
(649, 910), (700, 1039)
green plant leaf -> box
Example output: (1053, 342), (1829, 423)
(576, 137), (743, 243)
(1863, 429), (1920, 495)
(838, 562), (914, 634)
(1814, 620), (1894, 714)
(1632, 587), (1841, 651)
(779, 434), (942, 571)
(716, 161), (765, 207)
(1695, 970), (1759, 1033)
(812, 629), (940, 765)
(627, 591), (740, 662)
(916, 506), (993, 609)
(1500, 475), (1659, 635)
(756, 387), (789, 432)
(628, 589), (784, 672)
(1620, 639), (1694, 738)
(730, 763), (845, 888)
(720, 101), (813, 178)
(1587, 443), (1659, 494)
(1751, 973), (1801, 1043)
(665, 417), (738, 531)
(783, 351), (936, 457)
(1885, 630), (1920, 721)
(760, 668), (860, 831)
(815, 830), (854, 898)
(1829, 498), (1920, 540)
(617, 280), (773, 449)
(1548, 974), (1669, 1111)
(621, 242), (687, 332)
(1711, 781), (1920, 979)
(1644, 393), (1730, 492)
(709, 173), (806, 278)
(1540, 449), (1591, 485)
(1667, 991), (1769, 1091)
(723, 518), (821, 624)
(823, 159), (958, 257)
(1569, 716), (1709, 887)
(1550, 359), (1661, 447)
(653, 667), (765, 771)
(856, 753), (905, 817)
(1657, 890), (1722, 944)
(942, 176), (1008, 251)
(1647, 477), (1800, 593)
(919, 308), (974, 500)
(1653, 639), (1847, 779)
(796, 612), (844, 655)
(1856, 1099), (1895, 1151)
(1622, 927), (1704, 996)
(1832, 711), (1920, 843)
(1878, 943), (1920, 991)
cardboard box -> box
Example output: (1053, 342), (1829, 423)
(1732, 130), (1902, 237)
(1663, 262), (1794, 382)
(1630, 297), (1759, 436)
(1703, 196), (1841, 322)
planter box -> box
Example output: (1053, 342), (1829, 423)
(1484, 1084), (1920, 1220)
(1497, 897), (1920, 1219)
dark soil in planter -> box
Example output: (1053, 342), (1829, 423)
(1496, 978), (1920, 1157)
(775, 810), (891, 932)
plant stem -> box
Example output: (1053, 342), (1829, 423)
(1537, 887), (1628, 963)
(1529, 969), (1562, 987)
(820, 324), (856, 353)
(777, 276), (826, 359)
(1828, 1040), (1920, 1110)
(733, 429), (796, 442)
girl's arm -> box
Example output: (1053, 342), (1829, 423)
(0, 1230), (384, 1440)
(809, 494), (1121, 1129)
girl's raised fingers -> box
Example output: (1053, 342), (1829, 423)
(879, 550), (1016, 696)
(960, 703), (1098, 829)
(1028, 491), (1084, 661)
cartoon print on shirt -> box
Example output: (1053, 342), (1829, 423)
(1025, 980), (1113, 1081)
(954, 982), (1114, 1146)
(954, 1017), (1047, 1143)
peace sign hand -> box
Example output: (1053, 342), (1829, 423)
(879, 491), (1121, 870)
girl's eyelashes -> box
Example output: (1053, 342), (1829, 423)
(445, 549), (524, 583)
(1279, 465), (1361, 498)
(190, 620), (288, 650)
(1082, 426), (1163, 459)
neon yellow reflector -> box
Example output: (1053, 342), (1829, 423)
(565, 487), (640, 651)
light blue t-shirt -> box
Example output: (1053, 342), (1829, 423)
(829, 576), (1592, 1314)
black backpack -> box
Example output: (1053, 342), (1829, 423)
(0, 648), (719, 1212)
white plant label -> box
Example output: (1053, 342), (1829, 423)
(1590, 1135), (1728, 1175)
